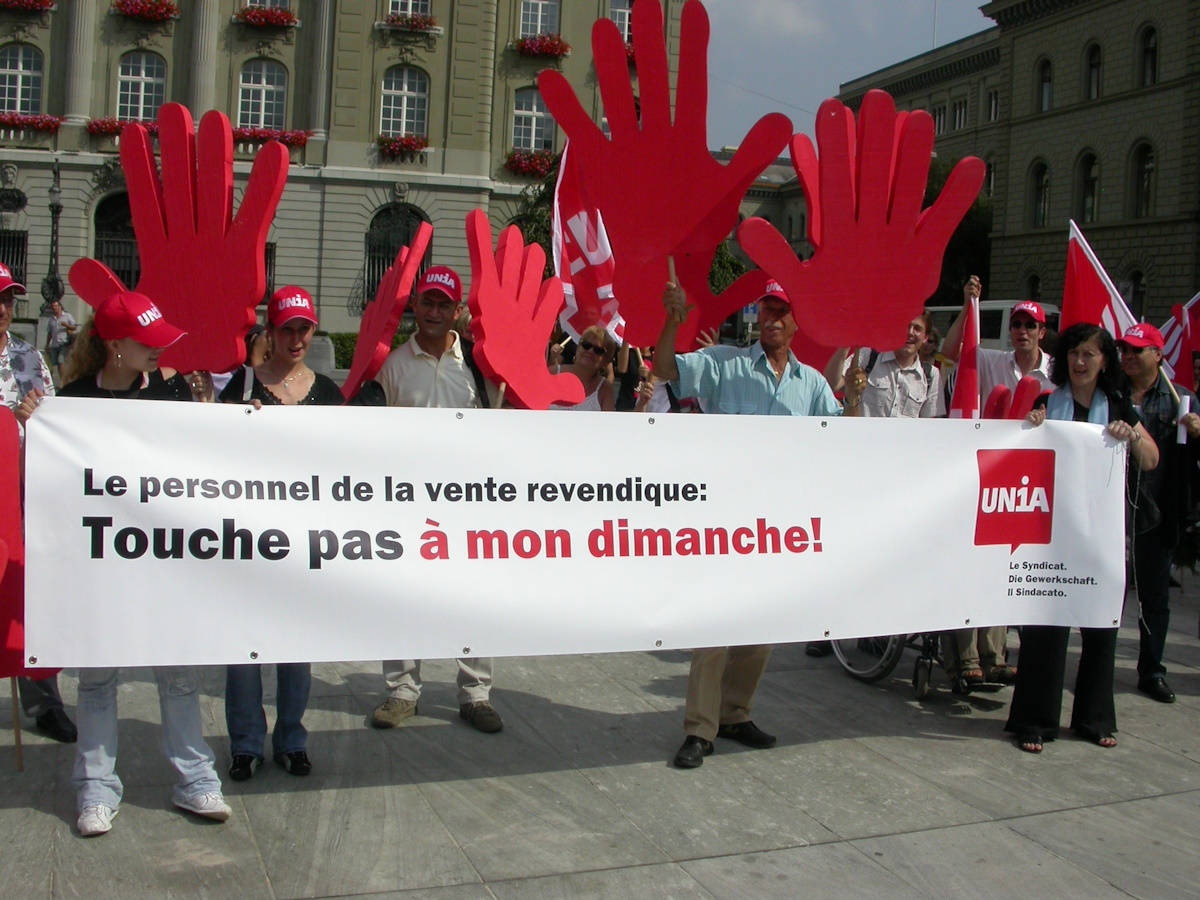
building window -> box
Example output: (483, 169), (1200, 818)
(365, 203), (431, 300)
(118, 52), (167, 122)
(262, 241), (276, 303)
(931, 104), (946, 135)
(1085, 44), (1101, 100)
(987, 90), (999, 122)
(610, 0), (632, 42)
(952, 99), (967, 130)
(1037, 60), (1052, 112)
(238, 60), (287, 130)
(1121, 270), (1146, 319)
(245, 0), (289, 7)
(1025, 274), (1041, 302)
(381, 66), (428, 138)
(0, 44), (43, 114)
(1078, 153), (1099, 224)
(1131, 143), (1155, 218)
(985, 161), (995, 197)
(0, 229), (28, 291)
(1139, 27), (1158, 87)
(94, 193), (140, 291)
(1031, 162), (1050, 228)
(520, 0), (559, 38)
(513, 87), (554, 151)
(390, 0), (431, 13)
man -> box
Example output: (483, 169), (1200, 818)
(1119, 323), (1200, 703)
(652, 278), (858, 768)
(0, 263), (77, 743)
(822, 312), (944, 418)
(44, 298), (77, 383)
(370, 265), (503, 734)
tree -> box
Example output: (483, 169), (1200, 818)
(924, 155), (992, 306)
(508, 157), (561, 279)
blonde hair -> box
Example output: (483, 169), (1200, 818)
(60, 316), (108, 386)
(580, 325), (616, 358)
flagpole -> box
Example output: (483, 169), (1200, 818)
(9, 677), (22, 772)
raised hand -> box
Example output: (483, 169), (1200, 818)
(538, 0), (790, 346)
(71, 103), (288, 373)
(738, 91), (984, 350)
(341, 221), (433, 402)
(464, 209), (584, 410)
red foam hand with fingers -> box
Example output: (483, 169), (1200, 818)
(738, 91), (984, 350)
(672, 251), (770, 352)
(538, 0), (790, 346)
(982, 377), (1046, 420)
(68, 104), (288, 373)
(341, 221), (433, 402)
(464, 210), (584, 410)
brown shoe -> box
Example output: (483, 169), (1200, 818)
(459, 701), (503, 733)
(371, 697), (417, 728)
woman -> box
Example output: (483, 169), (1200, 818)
(547, 325), (616, 411)
(219, 286), (337, 783)
(32, 290), (231, 836)
(1006, 322), (1158, 754)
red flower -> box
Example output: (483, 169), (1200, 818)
(0, 0), (56, 12)
(111, 0), (179, 22)
(376, 134), (429, 160)
(514, 33), (571, 58)
(504, 149), (556, 178)
(383, 12), (436, 31)
(87, 117), (159, 137)
(232, 127), (311, 148)
(234, 5), (298, 27)
(0, 112), (62, 133)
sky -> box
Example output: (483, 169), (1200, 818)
(702, 0), (994, 149)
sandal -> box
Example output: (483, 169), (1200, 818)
(989, 665), (1017, 685)
(1094, 734), (1117, 748)
(1017, 734), (1043, 754)
(962, 667), (985, 685)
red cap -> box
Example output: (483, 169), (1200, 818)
(1119, 323), (1165, 350)
(0, 262), (25, 295)
(268, 285), (318, 326)
(417, 266), (463, 304)
(95, 291), (186, 348)
(759, 280), (790, 307)
(1010, 301), (1046, 324)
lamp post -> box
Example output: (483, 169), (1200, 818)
(39, 160), (64, 314)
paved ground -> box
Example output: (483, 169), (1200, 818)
(3, 580), (1200, 899)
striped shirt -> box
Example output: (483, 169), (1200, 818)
(671, 343), (842, 416)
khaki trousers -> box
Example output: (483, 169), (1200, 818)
(943, 626), (1009, 676)
(683, 645), (772, 741)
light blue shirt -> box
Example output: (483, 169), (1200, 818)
(671, 343), (843, 416)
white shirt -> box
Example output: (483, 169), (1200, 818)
(376, 332), (481, 410)
(976, 347), (1054, 399)
(854, 349), (944, 418)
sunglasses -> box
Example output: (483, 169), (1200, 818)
(1119, 345), (1148, 355)
(1010, 319), (1040, 331)
(579, 340), (608, 355)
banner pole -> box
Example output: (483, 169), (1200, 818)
(9, 677), (22, 772)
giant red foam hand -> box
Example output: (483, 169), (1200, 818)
(538, 0), (790, 346)
(672, 250), (770, 351)
(738, 91), (984, 350)
(341, 221), (433, 402)
(464, 209), (583, 410)
(69, 103), (288, 373)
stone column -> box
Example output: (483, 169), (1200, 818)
(62, 0), (98, 126)
(189, 0), (222, 116)
(308, 0), (333, 140)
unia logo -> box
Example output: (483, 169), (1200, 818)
(278, 294), (309, 310)
(425, 272), (456, 289)
(975, 449), (1055, 552)
(136, 305), (163, 327)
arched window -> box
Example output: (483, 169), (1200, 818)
(985, 160), (996, 197)
(118, 52), (167, 122)
(0, 44), (43, 114)
(520, 0), (558, 37)
(513, 87), (554, 151)
(610, 0), (632, 42)
(1077, 153), (1099, 224)
(1085, 44), (1102, 100)
(1131, 143), (1155, 218)
(381, 67), (428, 137)
(1031, 162), (1050, 228)
(1037, 59), (1052, 112)
(94, 194), (140, 291)
(1024, 274), (1042, 303)
(364, 203), (432, 300)
(1139, 27), (1158, 87)
(238, 60), (287, 130)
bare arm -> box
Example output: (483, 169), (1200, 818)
(823, 347), (850, 392)
(652, 282), (690, 384)
(942, 275), (981, 363)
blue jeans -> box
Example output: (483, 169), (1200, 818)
(224, 663), (311, 760)
(72, 667), (222, 812)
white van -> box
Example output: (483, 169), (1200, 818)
(925, 301), (1060, 351)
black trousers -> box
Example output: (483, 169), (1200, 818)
(1004, 625), (1117, 741)
(1134, 526), (1174, 680)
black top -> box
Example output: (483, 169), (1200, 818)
(1033, 390), (1138, 426)
(219, 366), (344, 407)
(58, 369), (192, 401)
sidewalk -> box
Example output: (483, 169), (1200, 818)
(3, 582), (1199, 899)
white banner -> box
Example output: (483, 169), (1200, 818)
(24, 398), (1127, 667)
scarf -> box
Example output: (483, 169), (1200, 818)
(1045, 384), (1108, 424)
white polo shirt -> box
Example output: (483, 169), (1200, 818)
(376, 332), (481, 410)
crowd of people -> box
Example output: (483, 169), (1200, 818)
(2, 257), (1196, 833)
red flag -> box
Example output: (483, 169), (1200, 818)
(552, 143), (625, 344)
(949, 294), (980, 418)
(1062, 220), (1136, 337)
(1161, 294), (1200, 388)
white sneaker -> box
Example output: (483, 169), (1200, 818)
(77, 805), (117, 836)
(174, 792), (232, 822)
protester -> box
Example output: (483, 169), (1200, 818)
(44, 298), (78, 383)
(548, 324), (617, 411)
(371, 265), (503, 734)
(244, 323), (271, 369)
(1117, 323), (1200, 703)
(823, 312), (944, 418)
(1007, 323), (1157, 753)
(613, 342), (644, 410)
(30, 291), (231, 834)
(652, 278), (858, 768)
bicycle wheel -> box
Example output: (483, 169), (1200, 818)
(832, 634), (907, 683)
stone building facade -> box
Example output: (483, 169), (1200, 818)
(0, 0), (683, 334)
(838, 0), (1198, 324)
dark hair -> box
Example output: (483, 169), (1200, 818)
(1048, 322), (1122, 395)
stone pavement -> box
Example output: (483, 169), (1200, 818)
(3, 582), (1200, 899)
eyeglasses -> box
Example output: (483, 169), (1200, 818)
(579, 340), (608, 356)
(1010, 319), (1039, 331)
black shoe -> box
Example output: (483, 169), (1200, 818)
(673, 736), (714, 768)
(717, 721), (777, 749)
(273, 750), (312, 776)
(805, 641), (832, 658)
(228, 754), (260, 782)
(35, 708), (77, 743)
(1138, 676), (1176, 704)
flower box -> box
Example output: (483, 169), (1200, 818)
(0, 112), (61, 133)
(111, 0), (178, 22)
(383, 12), (436, 31)
(232, 127), (311, 148)
(514, 33), (571, 59)
(0, 0), (56, 12)
(625, 42), (635, 63)
(377, 133), (429, 160)
(87, 117), (158, 138)
(505, 148), (555, 178)
(234, 6), (298, 27)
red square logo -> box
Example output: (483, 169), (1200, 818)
(975, 449), (1055, 552)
